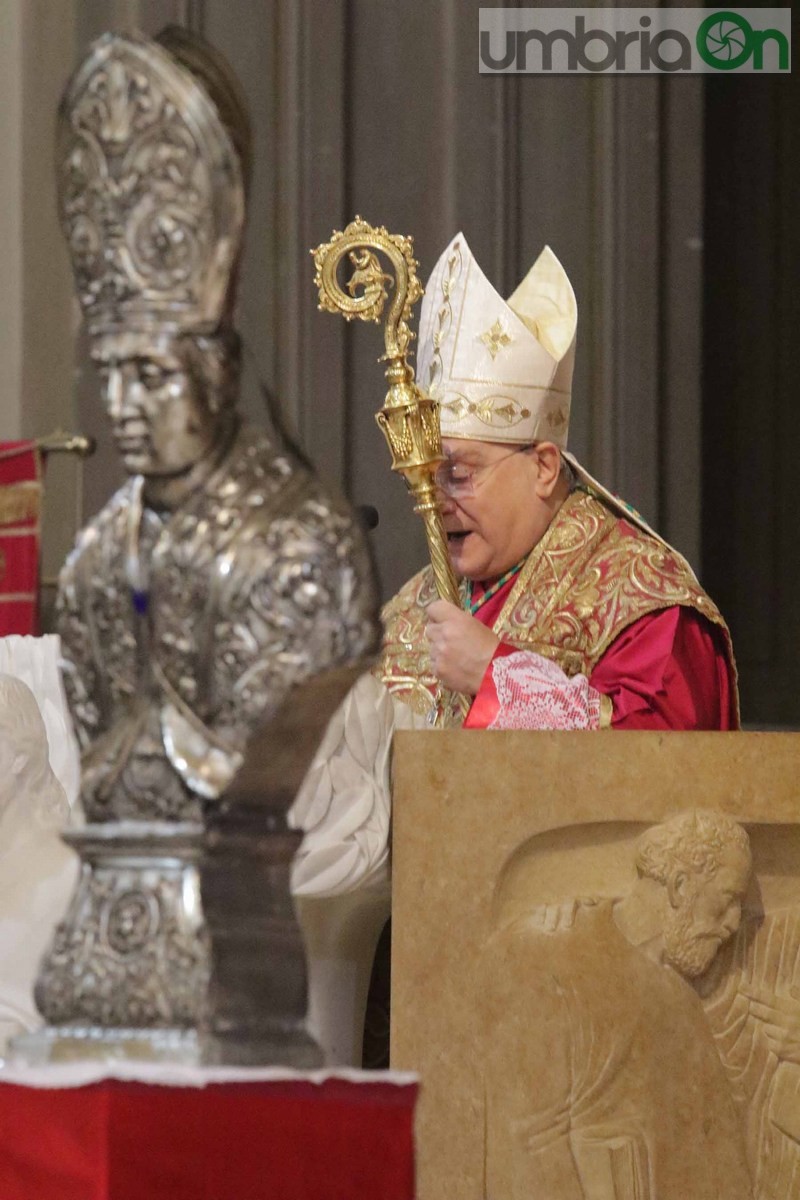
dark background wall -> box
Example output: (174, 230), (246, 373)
(60, 0), (797, 726)
(703, 74), (797, 727)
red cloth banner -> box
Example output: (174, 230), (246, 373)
(0, 1076), (418, 1200)
(0, 441), (43, 636)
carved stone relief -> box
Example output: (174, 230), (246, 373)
(483, 811), (753, 1200)
(390, 730), (800, 1200)
(699, 893), (800, 1195)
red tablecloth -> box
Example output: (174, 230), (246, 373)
(0, 1071), (417, 1200)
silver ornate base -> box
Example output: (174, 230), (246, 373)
(17, 818), (322, 1068)
(10, 1025), (322, 1068)
(10, 1026), (202, 1065)
(33, 822), (210, 1031)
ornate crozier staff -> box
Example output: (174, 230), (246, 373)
(312, 217), (469, 722)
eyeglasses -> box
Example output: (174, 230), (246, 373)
(434, 446), (530, 498)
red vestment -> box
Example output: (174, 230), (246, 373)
(378, 492), (737, 732)
(465, 571), (736, 731)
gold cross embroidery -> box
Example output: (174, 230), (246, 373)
(548, 405), (568, 434)
(479, 319), (512, 360)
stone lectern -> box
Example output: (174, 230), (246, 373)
(391, 730), (800, 1200)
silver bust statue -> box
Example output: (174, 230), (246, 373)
(55, 27), (377, 822)
(18, 28), (376, 1065)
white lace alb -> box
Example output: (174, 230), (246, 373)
(488, 651), (604, 731)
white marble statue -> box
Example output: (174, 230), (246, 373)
(0, 635), (80, 811)
(0, 641), (80, 1053)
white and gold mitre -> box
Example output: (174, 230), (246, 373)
(416, 233), (577, 446)
(57, 28), (249, 338)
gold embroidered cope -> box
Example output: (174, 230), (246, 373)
(376, 490), (736, 726)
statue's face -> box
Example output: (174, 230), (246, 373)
(662, 847), (751, 978)
(91, 334), (221, 478)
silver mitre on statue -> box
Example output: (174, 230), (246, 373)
(18, 27), (377, 1066)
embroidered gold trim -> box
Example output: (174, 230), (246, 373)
(429, 243), (463, 397)
(377, 490), (738, 724)
(479, 319), (513, 359)
(0, 482), (41, 527)
(441, 393), (532, 428)
(599, 693), (614, 730)
(446, 375), (571, 394)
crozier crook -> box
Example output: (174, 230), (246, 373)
(312, 217), (469, 724)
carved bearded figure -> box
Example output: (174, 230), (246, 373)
(699, 905), (800, 1197)
(55, 28), (377, 823)
(483, 811), (754, 1200)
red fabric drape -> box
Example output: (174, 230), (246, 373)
(589, 606), (736, 730)
(0, 441), (43, 635)
(464, 571), (735, 732)
(0, 1077), (418, 1200)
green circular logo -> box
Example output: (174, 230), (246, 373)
(697, 11), (754, 69)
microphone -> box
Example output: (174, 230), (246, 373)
(357, 504), (380, 532)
